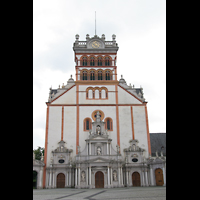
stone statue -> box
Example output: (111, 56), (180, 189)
(41, 154), (44, 161)
(97, 147), (101, 155)
(61, 145), (63, 152)
(125, 156), (128, 164)
(113, 171), (117, 181)
(81, 171), (85, 181)
(156, 151), (158, 157)
(116, 145), (120, 153)
(78, 146), (81, 153)
(96, 125), (101, 135)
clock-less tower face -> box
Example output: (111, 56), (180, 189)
(91, 41), (100, 48)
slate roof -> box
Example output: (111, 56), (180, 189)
(150, 133), (166, 156)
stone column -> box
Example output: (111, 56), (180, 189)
(107, 142), (109, 155)
(163, 166), (166, 186)
(65, 172), (68, 187)
(78, 166), (80, 187)
(69, 169), (71, 187)
(120, 167), (123, 186)
(142, 170), (145, 186)
(39, 168), (43, 188)
(50, 170), (53, 188)
(52, 171), (55, 188)
(75, 168), (77, 187)
(145, 169), (149, 186)
(86, 167), (88, 186)
(89, 142), (91, 155)
(107, 167), (110, 187)
(129, 171), (132, 186)
(118, 167), (121, 186)
(89, 166), (91, 187)
(150, 166), (154, 186)
(110, 167), (113, 186)
(109, 143), (111, 155)
(126, 170), (129, 186)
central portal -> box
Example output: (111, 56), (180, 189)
(95, 171), (104, 188)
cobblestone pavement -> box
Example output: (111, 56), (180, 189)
(33, 187), (166, 200)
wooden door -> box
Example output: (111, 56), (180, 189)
(57, 173), (65, 188)
(155, 168), (164, 186)
(132, 172), (141, 186)
(95, 171), (104, 188)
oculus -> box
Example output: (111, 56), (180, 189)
(132, 158), (138, 162)
(58, 159), (65, 163)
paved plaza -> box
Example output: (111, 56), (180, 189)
(33, 187), (166, 200)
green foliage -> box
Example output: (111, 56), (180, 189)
(33, 146), (44, 160)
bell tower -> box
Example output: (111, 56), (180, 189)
(73, 34), (119, 83)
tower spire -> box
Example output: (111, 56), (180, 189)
(95, 11), (96, 35)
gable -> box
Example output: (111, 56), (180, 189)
(118, 86), (143, 104)
(51, 85), (76, 104)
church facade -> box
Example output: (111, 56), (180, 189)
(33, 34), (166, 189)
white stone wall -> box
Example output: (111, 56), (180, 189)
(118, 87), (142, 104)
(132, 106), (149, 156)
(63, 106), (77, 159)
(118, 106), (132, 156)
(51, 86), (76, 104)
(46, 84), (149, 167)
(47, 106), (62, 166)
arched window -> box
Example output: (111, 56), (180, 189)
(98, 71), (103, 80)
(95, 89), (99, 99)
(90, 57), (95, 66)
(84, 118), (92, 131)
(105, 71), (111, 80)
(82, 57), (87, 66)
(88, 89), (93, 99)
(101, 89), (106, 99)
(82, 71), (88, 80)
(104, 117), (113, 131)
(97, 57), (102, 66)
(105, 57), (110, 66)
(90, 71), (95, 80)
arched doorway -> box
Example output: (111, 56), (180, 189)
(132, 172), (141, 186)
(57, 173), (65, 188)
(95, 171), (104, 188)
(33, 171), (37, 189)
(155, 168), (164, 186)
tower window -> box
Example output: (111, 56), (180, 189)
(83, 71), (88, 80)
(82, 57), (87, 66)
(98, 71), (103, 80)
(97, 57), (102, 66)
(105, 57), (110, 66)
(90, 71), (95, 80)
(105, 71), (111, 80)
(90, 57), (95, 66)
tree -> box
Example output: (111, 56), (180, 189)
(33, 146), (44, 160)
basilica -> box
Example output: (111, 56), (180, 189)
(33, 34), (166, 189)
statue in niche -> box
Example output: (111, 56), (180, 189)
(81, 171), (85, 182)
(78, 146), (81, 153)
(97, 147), (101, 155)
(113, 171), (117, 181)
(60, 145), (63, 152)
(96, 111), (101, 121)
(96, 125), (101, 135)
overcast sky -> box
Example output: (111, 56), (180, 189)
(33, 0), (166, 150)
